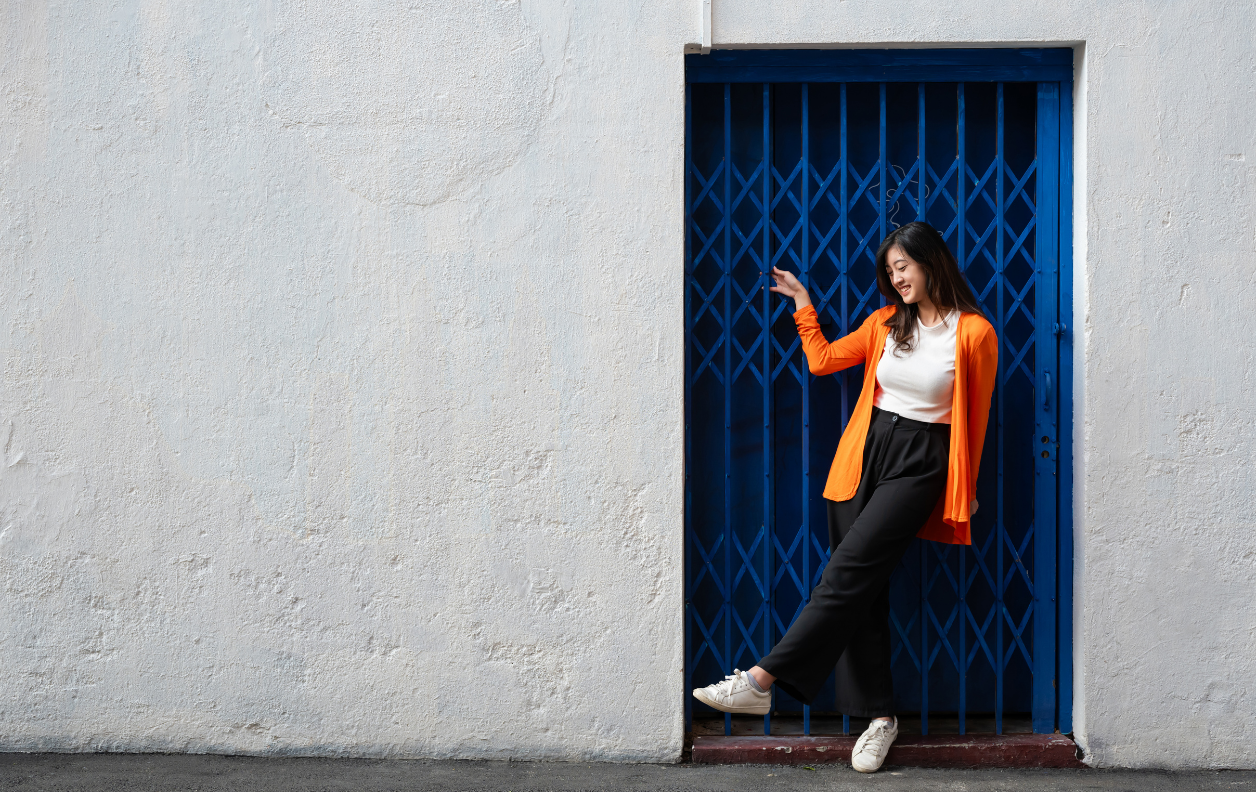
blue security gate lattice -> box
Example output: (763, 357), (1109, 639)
(684, 50), (1073, 737)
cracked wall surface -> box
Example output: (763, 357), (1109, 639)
(259, 0), (549, 207)
(2, 0), (1255, 769)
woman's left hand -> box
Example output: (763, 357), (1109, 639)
(767, 267), (813, 310)
(970, 499), (979, 516)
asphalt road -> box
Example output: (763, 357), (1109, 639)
(2, 754), (1253, 792)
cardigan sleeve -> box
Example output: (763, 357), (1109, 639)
(964, 322), (1000, 489)
(792, 305), (881, 376)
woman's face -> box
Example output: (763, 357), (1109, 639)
(885, 245), (929, 305)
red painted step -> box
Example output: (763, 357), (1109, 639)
(692, 733), (1085, 768)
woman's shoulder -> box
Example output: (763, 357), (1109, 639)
(958, 310), (995, 336)
(958, 311), (999, 354)
(866, 305), (897, 323)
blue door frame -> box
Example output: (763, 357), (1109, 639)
(683, 49), (1074, 736)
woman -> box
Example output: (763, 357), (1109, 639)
(692, 221), (999, 773)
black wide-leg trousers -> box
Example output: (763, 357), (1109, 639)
(758, 408), (950, 714)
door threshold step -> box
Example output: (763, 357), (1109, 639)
(692, 733), (1085, 768)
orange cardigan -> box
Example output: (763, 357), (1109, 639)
(793, 304), (999, 545)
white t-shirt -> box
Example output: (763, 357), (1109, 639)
(872, 310), (960, 424)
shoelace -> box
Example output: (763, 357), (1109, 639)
(716, 670), (747, 695)
(857, 723), (893, 756)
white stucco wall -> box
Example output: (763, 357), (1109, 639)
(2, 0), (1253, 769)
(0, 0), (691, 761)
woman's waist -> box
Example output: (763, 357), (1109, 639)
(870, 406), (951, 436)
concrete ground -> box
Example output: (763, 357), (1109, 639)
(2, 754), (1254, 792)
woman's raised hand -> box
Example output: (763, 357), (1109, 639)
(767, 267), (813, 310)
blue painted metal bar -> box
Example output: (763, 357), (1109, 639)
(879, 83), (887, 254)
(800, 82), (812, 737)
(687, 48), (1074, 84)
(723, 82), (733, 737)
(920, 523), (929, 735)
(763, 81), (774, 737)
(995, 81), (1006, 736)
(956, 83), (969, 736)
(947, 87), (962, 739)
(1057, 79), (1075, 736)
(839, 82), (850, 437)
(960, 535), (968, 730)
(1032, 81), (1061, 734)
(841, 83), (851, 741)
(917, 85), (926, 222)
(957, 84), (967, 278)
(683, 82), (694, 734)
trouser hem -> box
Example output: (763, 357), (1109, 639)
(833, 703), (897, 718)
(755, 662), (820, 706)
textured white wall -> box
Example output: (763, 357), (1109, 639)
(1, 0), (690, 761)
(2, 0), (1253, 769)
(712, 0), (1256, 770)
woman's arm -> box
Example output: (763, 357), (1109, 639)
(965, 322), (1000, 491)
(769, 267), (878, 376)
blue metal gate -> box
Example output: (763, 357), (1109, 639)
(684, 50), (1074, 736)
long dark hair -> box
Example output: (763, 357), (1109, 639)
(875, 221), (984, 355)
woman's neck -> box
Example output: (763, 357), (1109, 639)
(915, 298), (942, 328)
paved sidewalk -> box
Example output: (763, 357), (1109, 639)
(1, 753), (1253, 792)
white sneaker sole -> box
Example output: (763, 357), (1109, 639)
(691, 688), (770, 715)
(852, 757), (886, 774)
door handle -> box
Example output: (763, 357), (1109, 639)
(1043, 371), (1052, 412)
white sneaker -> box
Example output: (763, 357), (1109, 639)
(851, 717), (898, 773)
(692, 669), (771, 715)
